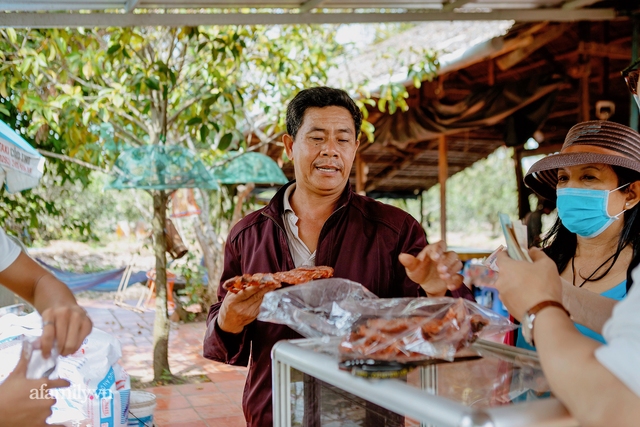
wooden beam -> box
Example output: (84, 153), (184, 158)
(299, 0), (326, 13)
(438, 135), (448, 245)
(0, 9), (621, 28)
(365, 156), (414, 193)
(562, 0), (602, 10)
(578, 41), (630, 60)
(124, 0), (141, 13)
(547, 108), (580, 119)
(521, 143), (564, 157)
(441, 0), (472, 12)
(496, 24), (568, 71)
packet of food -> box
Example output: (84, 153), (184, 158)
(483, 245), (505, 272)
(23, 336), (58, 379)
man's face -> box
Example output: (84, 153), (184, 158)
(283, 106), (360, 196)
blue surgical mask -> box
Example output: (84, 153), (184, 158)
(557, 183), (629, 238)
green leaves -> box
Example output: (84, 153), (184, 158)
(186, 117), (203, 126)
(145, 77), (160, 91)
(218, 133), (233, 151)
(107, 43), (121, 55)
(199, 124), (210, 142)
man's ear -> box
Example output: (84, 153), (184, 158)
(283, 134), (294, 160)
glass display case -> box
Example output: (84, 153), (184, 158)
(272, 338), (579, 427)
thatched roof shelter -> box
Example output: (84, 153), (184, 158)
(274, 18), (631, 189)
(258, 8), (638, 241)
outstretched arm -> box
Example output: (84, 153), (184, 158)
(495, 249), (640, 427)
(399, 241), (464, 297)
(0, 252), (92, 357)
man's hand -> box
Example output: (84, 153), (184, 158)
(0, 252), (93, 357)
(40, 304), (93, 358)
(494, 247), (562, 322)
(217, 284), (280, 334)
(0, 345), (70, 427)
(399, 241), (463, 297)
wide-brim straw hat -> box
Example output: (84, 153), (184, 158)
(524, 120), (640, 201)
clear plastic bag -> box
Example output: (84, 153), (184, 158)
(258, 278), (515, 362)
(23, 336), (58, 379)
(257, 278), (378, 338)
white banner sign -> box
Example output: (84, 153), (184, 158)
(0, 137), (42, 177)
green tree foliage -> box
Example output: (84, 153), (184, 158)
(0, 25), (349, 381)
(0, 24), (441, 380)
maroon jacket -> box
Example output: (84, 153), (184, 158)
(203, 181), (473, 426)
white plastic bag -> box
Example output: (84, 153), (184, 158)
(49, 328), (131, 427)
(0, 312), (130, 427)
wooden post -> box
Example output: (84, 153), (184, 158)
(579, 22), (591, 122)
(513, 147), (529, 220)
(419, 191), (424, 229)
(438, 135), (448, 245)
(581, 68), (591, 121)
(355, 152), (366, 195)
(488, 59), (495, 86)
(631, 16), (639, 131)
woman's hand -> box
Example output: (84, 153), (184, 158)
(494, 248), (562, 321)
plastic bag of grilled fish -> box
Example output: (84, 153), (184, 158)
(338, 297), (516, 362)
(257, 278), (378, 338)
(258, 279), (515, 360)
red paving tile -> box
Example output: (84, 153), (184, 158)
(156, 421), (209, 427)
(154, 407), (202, 424)
(174, 382), (222, 396)
(204, 415), (247, 427)
(78, 297), (247, 426)
(155, 395), (192, 410)
(206, 371), (247, 383)
(214, 380), (246, 393)
(195, 404), (247, 419)
(185, 392), (233, 407)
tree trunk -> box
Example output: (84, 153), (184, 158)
(194, 189), (224, 304)
(151, 190), (171, 381)
(230, 183), (255, 228)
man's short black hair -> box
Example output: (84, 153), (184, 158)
(286, 86), (362, 139)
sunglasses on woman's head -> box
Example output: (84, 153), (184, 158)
(622, 59), (640, 95)
(622, 59), (640, 108)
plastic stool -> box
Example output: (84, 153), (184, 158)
(145, 269), (176, 311)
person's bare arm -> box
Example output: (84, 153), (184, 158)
(0, 252), (92, 357)
(534, 309), (640, 427)
(495, 249), (640, 427)
(561, 278), (617, 334)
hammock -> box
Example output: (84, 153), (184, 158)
(37, 259), (148, 293)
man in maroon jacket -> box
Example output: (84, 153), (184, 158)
(203, 86), (470, 426)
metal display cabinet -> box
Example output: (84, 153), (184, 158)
(272, 338), (579, 427)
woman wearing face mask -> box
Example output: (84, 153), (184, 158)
(514, 120), (640, 350)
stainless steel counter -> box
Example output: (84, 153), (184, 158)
(272, 338), (579, 427)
